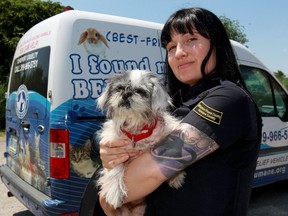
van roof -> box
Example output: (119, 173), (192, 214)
(64, 10), (164, 29)
(231, 40), (269, 71)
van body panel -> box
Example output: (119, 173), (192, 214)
(1, 10), (288, 215)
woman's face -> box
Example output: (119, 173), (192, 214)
(166, 31), (216, 86)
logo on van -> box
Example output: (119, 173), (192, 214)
(16, 84), (29, 119)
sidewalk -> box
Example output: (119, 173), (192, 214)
(0, 136), (5, 142)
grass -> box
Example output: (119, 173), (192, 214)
(0, 130), (5, 137)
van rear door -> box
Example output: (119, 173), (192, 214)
(6, 46), (50, 194)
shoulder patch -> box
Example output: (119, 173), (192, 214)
(193, 101), (223, 125)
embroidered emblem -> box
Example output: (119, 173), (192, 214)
(193, 101), (223, 125)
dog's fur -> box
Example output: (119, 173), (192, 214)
(78, 28), (109, 57)
(97, 70), (185, 216)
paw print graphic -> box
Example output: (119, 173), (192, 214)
(68, 104), (87, 121)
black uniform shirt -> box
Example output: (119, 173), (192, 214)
(145, 80), (261, 216)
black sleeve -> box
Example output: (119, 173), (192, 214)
(182, 85), (252, 150)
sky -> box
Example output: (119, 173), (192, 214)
(51, 0), (288, 75)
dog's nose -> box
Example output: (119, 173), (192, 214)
(119, 89), (132, 108)
(123, 91), (132, 100)
(119, 100), (131, 108)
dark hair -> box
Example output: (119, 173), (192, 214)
(161, 7), (244, 96)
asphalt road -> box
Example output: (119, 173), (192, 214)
(0, 135), (288, 216)
(248, 180), (288, 216)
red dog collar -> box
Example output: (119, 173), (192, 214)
(121, 118), (158, 143)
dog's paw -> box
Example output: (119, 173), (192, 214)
(105, 180), (127, 208)
(168, 171), (186, 189)
(97, 165), (128, 209)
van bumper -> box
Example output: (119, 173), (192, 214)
(0, 164), (50, 215)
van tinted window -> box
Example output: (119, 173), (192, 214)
(240, 65), (288, 119)
(271, 78), (288, 119)
(9, 46), (50, 97)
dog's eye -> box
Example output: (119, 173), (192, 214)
(135, 88), (148, 97)
(115, 86), (125, 92)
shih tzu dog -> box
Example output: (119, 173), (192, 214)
(96, 69), (185, 215)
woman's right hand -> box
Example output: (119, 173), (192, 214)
(99, 138), (142, 169)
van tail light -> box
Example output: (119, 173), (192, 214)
(50, 129), (70, 179)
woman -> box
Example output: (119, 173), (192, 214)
(99, 8), (261, 216)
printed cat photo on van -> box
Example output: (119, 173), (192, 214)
(70, 138), (100, 178)
(78, 27), (109, 58)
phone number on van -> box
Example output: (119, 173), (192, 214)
(262, 130), (288, 142)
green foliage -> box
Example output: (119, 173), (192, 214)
(0, 0), (65, 129)
(274, 70), (288, 90)
(219, 15), (249, 45)
(0, 81), (7, 128)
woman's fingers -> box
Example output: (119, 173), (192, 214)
(101, 138), (129, 148)
(99, 138), (143, 169)
(100, 139), (129, 169)
(106, 154), (130, 169)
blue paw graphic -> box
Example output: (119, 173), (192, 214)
(68, 104), (87, 121)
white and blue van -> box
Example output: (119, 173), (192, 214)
(1, 10), (288, 215)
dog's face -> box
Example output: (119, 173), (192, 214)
(97, 70), (172, 126)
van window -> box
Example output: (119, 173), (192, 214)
(271, 78), (288, 118)
(240, 65), (288, 119)
(9, 46), (50, 97)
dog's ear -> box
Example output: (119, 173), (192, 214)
(78, 30), (88, 45)
(150, 76), (172, 112)
(98, 32), (109, 48)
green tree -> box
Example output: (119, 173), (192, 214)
(274, 70), (288, 90)
(0, 84), (6, 129)
(0, 0), (65, 129)
(219, 15), (249, 45)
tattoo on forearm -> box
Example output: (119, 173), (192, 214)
(151, 123), (219, 178)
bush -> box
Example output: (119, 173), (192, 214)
(0, 81), (8, 129)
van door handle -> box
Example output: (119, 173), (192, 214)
(21, 121), (30, 131)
